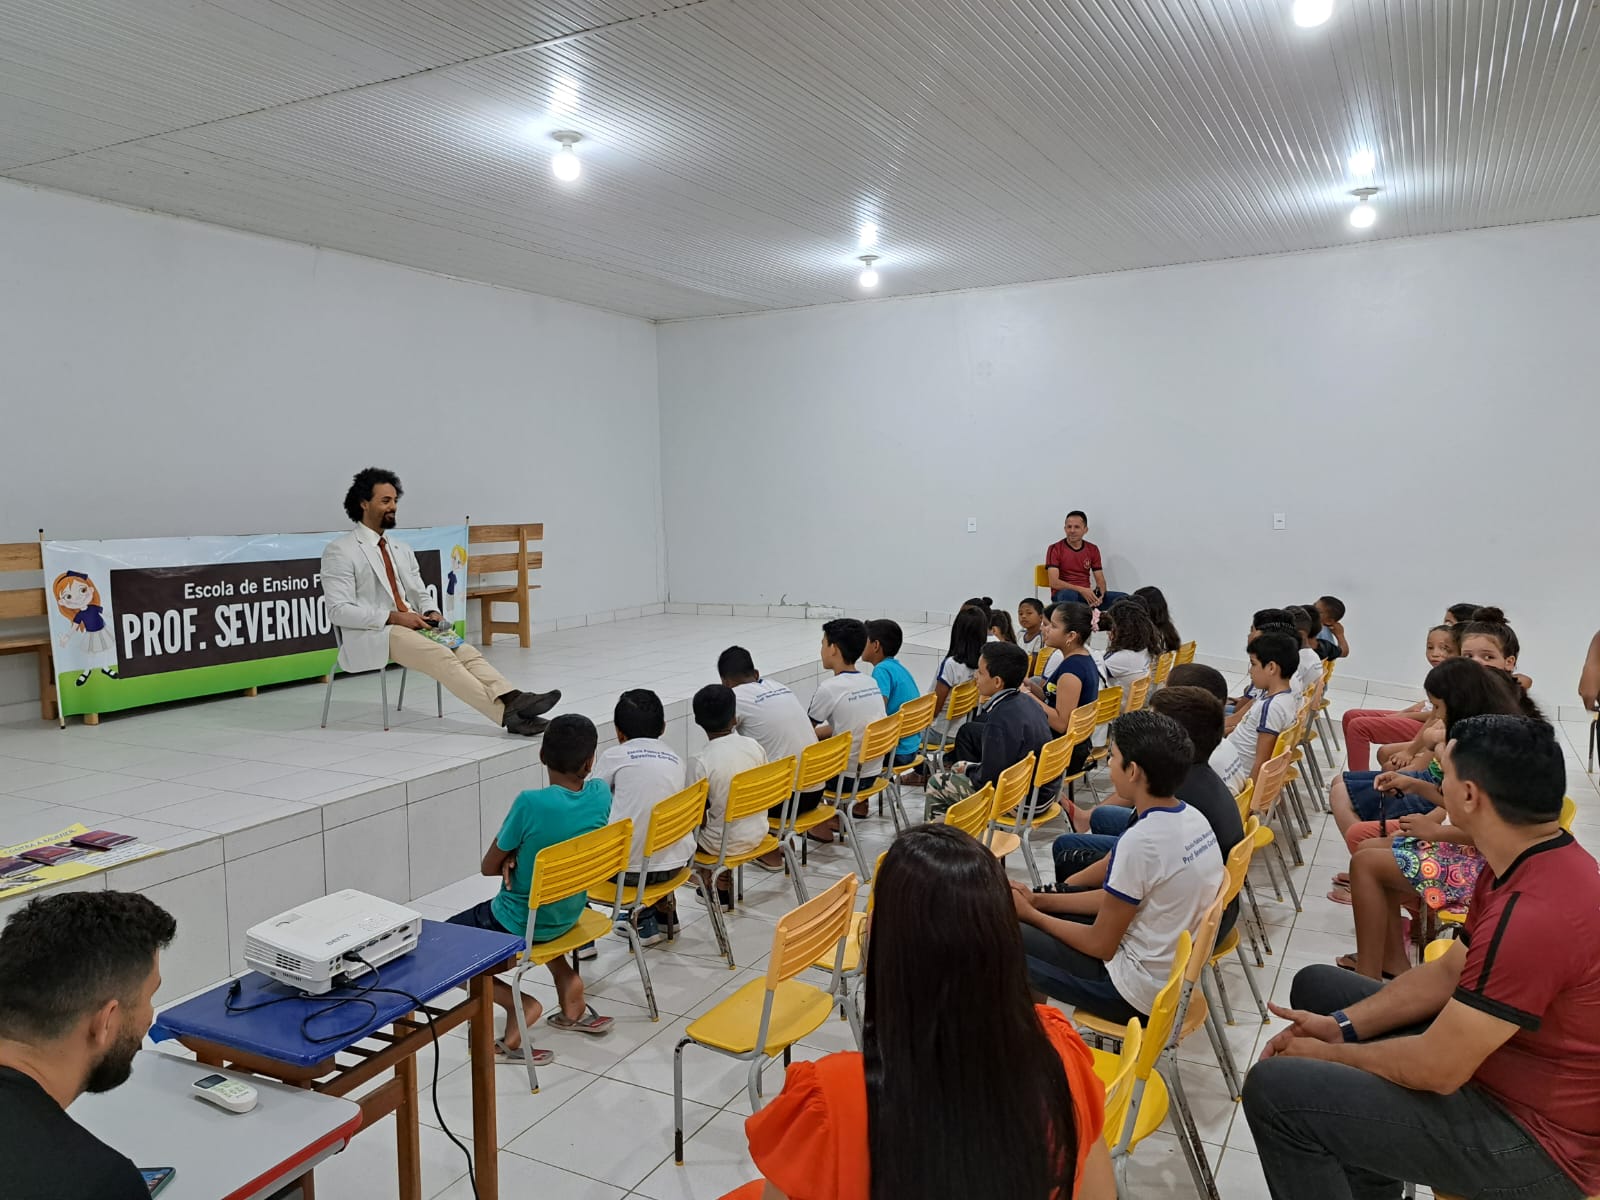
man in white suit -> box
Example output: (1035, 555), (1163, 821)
(321, 468), (559, 736)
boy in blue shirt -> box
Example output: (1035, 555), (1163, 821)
(864, 619), (922, 768)
(449, 713), (614, 1066)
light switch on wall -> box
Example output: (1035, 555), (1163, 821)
(1273, 512), (1287, 530)
(966, 517), (978, 533)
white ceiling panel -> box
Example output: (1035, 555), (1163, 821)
(4, 0), (1598, 319)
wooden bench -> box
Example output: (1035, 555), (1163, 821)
(466, 523), (543, 648)
(0, 541), (61, 722)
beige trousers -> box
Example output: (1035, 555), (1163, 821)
(387, 627), (515, 724)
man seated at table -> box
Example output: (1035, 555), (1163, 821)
(322, 467), (560, 736)
(1243, 715), (1600, 1200)
(1044, 510), (1128, 610)
(0, 890), (176, 1200)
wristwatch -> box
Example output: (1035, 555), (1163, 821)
(1332, 1009), (1358, 1043)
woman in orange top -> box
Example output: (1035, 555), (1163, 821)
(722, 823), (1115, 1200)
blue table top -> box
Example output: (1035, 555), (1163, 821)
(152, 919), (523, 1069)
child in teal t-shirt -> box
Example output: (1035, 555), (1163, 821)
(864, 619), (922, 765)
(449, 713), (613, 1065)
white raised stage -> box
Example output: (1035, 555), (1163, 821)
(0, 611), (951, 1006)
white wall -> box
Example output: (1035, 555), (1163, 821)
(660, 217), (1600, 693)
(0, 180), (665, 707)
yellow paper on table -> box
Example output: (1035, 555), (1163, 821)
(0, 824), (163, 902)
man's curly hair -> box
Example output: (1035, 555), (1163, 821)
(343, 467), (403, 523)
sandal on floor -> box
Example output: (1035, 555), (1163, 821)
(851, 801), (870, 820)
(546, 1005), (614, 1036)
(1334, 955), (1396, 980)
(806, 828), (836, 844)
(494, 1038), (554, 1066)
(1327, 885), (1352, 906)
(1331, 872), (1350, 887)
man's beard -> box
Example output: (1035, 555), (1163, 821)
(380, 512), (397, 529)
(83, 1027), (142, 1094)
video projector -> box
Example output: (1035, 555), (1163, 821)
(243, 889), (422, 994)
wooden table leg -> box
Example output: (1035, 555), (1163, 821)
(469, 971), (499, 1200)
(395, 1040), (422, 1200)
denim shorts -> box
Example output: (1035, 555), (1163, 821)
(1343, 769), (1436, 822)
(448, 899), (519, 938)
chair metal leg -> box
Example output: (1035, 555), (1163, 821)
(1243, 880), (1273, 956)
(1277, 808), (1305, 866)
(781, 838), (809, 904)
(1258, 849), (1285, 902)
(839, 986), (863, 1050)
(397, 666), (407, 712)
(1016, 821), (1043, 888)
(1271, 840), (1303, 910)
(1236, 940), (1270, 1021)
(1161, 1050), (1222, 1200)
(379, 666), (391, 732)
(1209, 961), (1237, 1025)
(696, 870), (736, 970)
(511, 966), (540, 1093)
(745, 1056), (764, 1112)
(435, 679), (443, 718)
(673, 1037), (691, 1163)
(619, 917), (659, 1021)
(834, 804), (872, 883)
(1200, 972), (1243, 1099)
(320, 671), (335, 728)
(1303, 749), (1325, 795)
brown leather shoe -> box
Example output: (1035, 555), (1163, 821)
(512, 689), (562, 718)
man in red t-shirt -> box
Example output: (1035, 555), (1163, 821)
(1044, 511), (1128, 609)
(1242, 714), (1600, 1200)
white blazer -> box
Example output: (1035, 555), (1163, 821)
(321, 526), (434, 673)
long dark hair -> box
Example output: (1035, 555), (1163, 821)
(946, 606), (987, 670)
(1424, 656), (1541, 734)
(865, 825), (1078, 1200)
(989, 610), (1017, 643)
(1106, 597), (1159, 656)
(1134, 585), (1181, 654)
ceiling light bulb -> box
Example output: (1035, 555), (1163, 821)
(1347, 148), (1375, 176)
(1292, 0), (1334, 27)
(857, 255), (880, 288)
(551, 131), (582, 183)
(1348, 202), (1376, 229)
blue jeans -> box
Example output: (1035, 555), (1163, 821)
(1343, 770), (1436, 822)
(1020, 920), (1143, 1022)
(1050, 588), (1130, 609)
(1051, 806), (1134, 881)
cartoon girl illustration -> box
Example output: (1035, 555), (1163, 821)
(52, 571), (120, 686)
(447, 544), (468, 624)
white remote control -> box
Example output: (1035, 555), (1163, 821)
(192, 1072), (258, 1114)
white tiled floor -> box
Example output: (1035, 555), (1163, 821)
(8, 616), (1599, 1198)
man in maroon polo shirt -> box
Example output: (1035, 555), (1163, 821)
(1044, 510), (1128, 609)
(1243, 714), (1600, 1200)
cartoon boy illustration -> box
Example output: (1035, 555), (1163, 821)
(52, 571), (120, 686)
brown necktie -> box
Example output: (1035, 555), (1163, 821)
(378, 537), (408, 613)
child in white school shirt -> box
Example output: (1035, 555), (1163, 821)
(687, 684), (769, 912)
(806, 618), (887, 838)
(593, 689), (690, 947)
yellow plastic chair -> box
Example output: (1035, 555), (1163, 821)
(509, 819), (633, 1093)
(1125, 674), (1152, 713)
(991, 732), (1078, 887)
(1082, 932), (1204, 1198)
(1052, 702), (1101, 827)
(1175, 640), (1197, 666)
(1092, 1019), (1143, 1151)
(1272, 706), (1315, 846)
(942, 782), (996, 840)
(591, 779), (708, 1021)
(1561, 794), (1576, 832)
(1151, 650), (1176, 690)
(1033, 564), (1051, 598)
(1206, 819), (1270, 1026)
(1315, 658), (1342, 751)
(693, 756), (795, 970)
(924, 678), (980, 769)
(673, 873), (859, 1163)
(1031, 646), (1053, 677)
(1231, 781), (1272, 958)
(979, 753), (1034, 860)
(823, 712), (901, 881)
(806, 851), (885, 1048)
(886, 691), (939, 819)
(1089, 881), (1231, 1190)
(1082, 685), (1125, 796)
(772, 732), (852, 904)
(1247, 750), (1302, 911)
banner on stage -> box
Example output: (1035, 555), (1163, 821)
(0, 825), (164, 902)
(42, 526), (469, 718)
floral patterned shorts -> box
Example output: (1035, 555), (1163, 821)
(1391, 837), (1483, 913)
